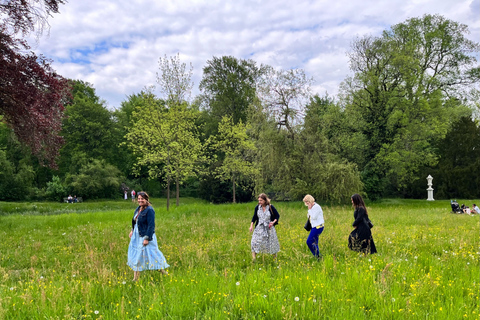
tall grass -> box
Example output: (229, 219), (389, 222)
(0, 198), (478, 319)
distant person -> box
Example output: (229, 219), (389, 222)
(127, 191), (169, 281)
(67, 195), (73, 203)
(124, 190), (128, 200)
(131, 189), (136, 202)
(74, 195), (78, 203)
(472, 204), (480, 214)
(249, 193), (280, 262)
(461, 204), (467, 213)
(303, 194), (324, 259)
(348, 194), (377, 255)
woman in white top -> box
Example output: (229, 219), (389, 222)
(303, 194), (324, 259)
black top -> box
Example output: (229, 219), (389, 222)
(251, 204), (280, 227)
(352, 207), (372, 239)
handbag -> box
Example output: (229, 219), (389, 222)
(364, 217), (373, 229)
(304, 218), (312, 231)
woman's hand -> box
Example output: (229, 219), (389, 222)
(249, 224), (254, 233)
(143, 239), (149, 246)
(129, 230), (133, 238)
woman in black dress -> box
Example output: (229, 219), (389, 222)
(348, 194), (377, 254)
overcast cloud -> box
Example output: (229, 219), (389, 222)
(30, 0), (480, 109)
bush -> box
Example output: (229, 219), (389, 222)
(45, 176), (67, 202)
(66, 159), (123, 199)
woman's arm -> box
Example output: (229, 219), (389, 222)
(250, 205), (259, 232)
(144, 207), (155, 241)
(270, 205), (279, 225)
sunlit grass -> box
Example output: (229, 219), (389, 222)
(0, 198), (478, 319)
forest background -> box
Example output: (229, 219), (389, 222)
(1, 2), (479, 206)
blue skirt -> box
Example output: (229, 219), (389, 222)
(127, 224), (169, 271)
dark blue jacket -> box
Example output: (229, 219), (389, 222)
(132, 205), (155, 241)
(251, 204), (280, 227)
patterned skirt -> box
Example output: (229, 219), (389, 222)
(251, 223), (280, 254)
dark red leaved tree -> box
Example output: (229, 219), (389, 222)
(1, 1), (70, 167)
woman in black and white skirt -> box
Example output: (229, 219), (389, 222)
(249, 193), (280, 261)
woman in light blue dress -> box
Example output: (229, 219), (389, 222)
(127, 191), (169, 281)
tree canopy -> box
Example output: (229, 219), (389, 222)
(0, 0), (70, 167)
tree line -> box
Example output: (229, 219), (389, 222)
(1, 4), (479, 205)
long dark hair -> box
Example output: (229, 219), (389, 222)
(351, 193), (367, 215)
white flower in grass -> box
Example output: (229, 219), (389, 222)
(236, 282), (240, 286)
(94, 310), (99, 315)
(9, 287), (14, 291)
(313, 299), (317, 303)
(263, 295), (267, 298)
(122, 281), (126, 284)
(62, 233), (66, 235)
(294, 297), (299, 302)
(40, 276), (44, 279)
(391, 298), (395, 302)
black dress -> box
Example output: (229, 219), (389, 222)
(348, 207), (377, 254)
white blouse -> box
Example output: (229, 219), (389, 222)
(308, 203), (324, 228)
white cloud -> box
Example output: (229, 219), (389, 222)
(29, 0), (480, 108)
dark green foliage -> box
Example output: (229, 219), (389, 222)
(66, 159), (123, 200)
(45, 175), (66, 202)
(408, 117), (480, 199)
(59, 80), (123, 176)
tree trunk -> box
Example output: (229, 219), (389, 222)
(166, 176), (170, 211)
(176, 175), (179, 207)
(232, 176), (236, 203)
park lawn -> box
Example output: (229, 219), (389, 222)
(0, 198), (478, 319)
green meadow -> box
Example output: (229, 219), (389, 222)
(0, 198), (478, 319)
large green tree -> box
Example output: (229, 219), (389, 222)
(199, 56), (261, 125)
(59, 80), (123, 176)
(125, 92), (203, 210)
(342, 14), (479, 199)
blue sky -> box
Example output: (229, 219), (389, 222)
(30, 0), (480, 109)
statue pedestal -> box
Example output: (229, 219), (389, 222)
(427, 187), (434, 201)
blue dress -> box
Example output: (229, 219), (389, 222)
(127, 219), (169, 271)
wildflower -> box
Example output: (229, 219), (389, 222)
(236, 282), (240, 286)
(94, 310), (99, 314)
(9, 287), (14, 291)
(295, 297), (299, 301)
(391, 298), (395, 302)
(62, 233), (66, 235)
(122, 281), (126, 284)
